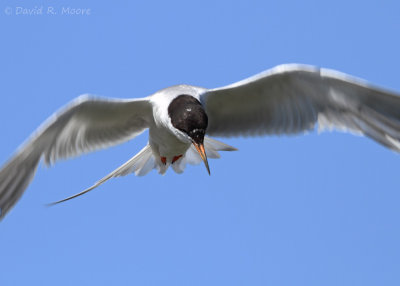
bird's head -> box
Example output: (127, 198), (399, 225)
(168, 94), (210, 174)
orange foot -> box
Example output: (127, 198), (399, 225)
(161, 156), (167, 165)
(172, 155), (182, 164)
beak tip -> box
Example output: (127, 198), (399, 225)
(193, 142), (211, 175)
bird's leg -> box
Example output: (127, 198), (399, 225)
(172, 155), (182, 164)
(161, 156), (167, 165)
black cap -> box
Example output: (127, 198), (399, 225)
(168, 94), (208, 144)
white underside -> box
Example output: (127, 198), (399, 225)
(113, 136), (237, 177)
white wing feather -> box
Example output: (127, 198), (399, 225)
(201, 64), (400, 151)
(0, 95), (152, 219)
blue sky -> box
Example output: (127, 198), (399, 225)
(1, 0), (400, 285)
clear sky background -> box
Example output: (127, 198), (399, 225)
(1, 1), (400, 285)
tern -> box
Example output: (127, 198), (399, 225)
(1, 64), (400, 220)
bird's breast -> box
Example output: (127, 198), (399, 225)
(148, 125), (191, 159)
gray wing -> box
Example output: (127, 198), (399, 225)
(0, 95), (152, 220)
(201, 64), (400, 151)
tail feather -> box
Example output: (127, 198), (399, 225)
(171, 137), (237, 174)
(48, 144), (156, 205)
(204, 137), (238, 152)
(112, 145), (155, 177)
(135, 149), (156, 176)
(49, 138), (237, 204)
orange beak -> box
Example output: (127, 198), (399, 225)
(193, 142), (210, 175)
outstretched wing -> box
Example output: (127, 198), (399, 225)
(201, 64), (400, 151)
(0, 95), (152, 220)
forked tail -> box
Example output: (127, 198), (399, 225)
(48, 145), (155, 205)
(49, 137), (237, 205)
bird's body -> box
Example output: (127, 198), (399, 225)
(2, 64), (400, 220)
(149, 85), (205, 167)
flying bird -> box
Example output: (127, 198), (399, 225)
(1, 64), (400, 220)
